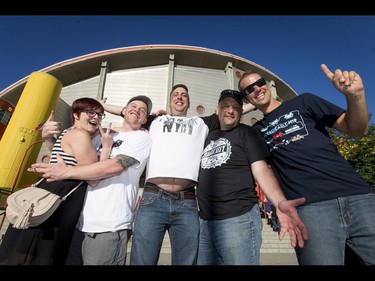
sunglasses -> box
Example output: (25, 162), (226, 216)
(84, 109), (106, 120)
(242, 78), (267, 96)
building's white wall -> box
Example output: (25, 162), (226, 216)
(174, 65), (230, 117)
(36, 57), (269, 163)
(102, 65), (169, 128)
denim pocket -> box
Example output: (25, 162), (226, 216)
(181, 198), (198, 210)
(139, 192), (158, 206)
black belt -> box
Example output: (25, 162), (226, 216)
(143, 182), (196, 200)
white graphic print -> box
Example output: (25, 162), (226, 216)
(260, 110), (308, 151)
(201, 138), (232, 169)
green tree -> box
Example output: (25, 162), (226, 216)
(329, 115), (375, 190)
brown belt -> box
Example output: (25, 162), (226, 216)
(143, 182), (196, 200)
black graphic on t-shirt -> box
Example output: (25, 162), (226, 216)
(97, 139), (124, 153)
(161, 116), (197, 135)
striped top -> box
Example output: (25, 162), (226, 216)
(50, 127), (77, 166)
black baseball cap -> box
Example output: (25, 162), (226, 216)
(218, 90), (244, 106)
(127, 95), (152, 116)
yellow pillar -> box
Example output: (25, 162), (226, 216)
(0, 72), (62, 189)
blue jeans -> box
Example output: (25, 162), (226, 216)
(130, 187), (199, 265)
(295, 193), (375, 265)
(197, 204), (262, 265)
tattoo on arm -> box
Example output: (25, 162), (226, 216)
(115, 154), (140, 170)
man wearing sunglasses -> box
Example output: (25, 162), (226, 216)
(238, 64), (375, 265)
(196, 89), (307, 265)
(100, 85), (306, 265)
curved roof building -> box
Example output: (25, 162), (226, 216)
(0, 44), (298, 186)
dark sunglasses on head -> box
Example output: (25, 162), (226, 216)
(242, 78), (267, 96)
(84, 109), (106, 120)
(220, 89), (243, 98)
(219, 90), (244, 104)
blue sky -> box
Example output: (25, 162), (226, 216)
(0, 15), (374, 123)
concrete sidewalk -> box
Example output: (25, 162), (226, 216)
(1, 214), (299, 266)
(135, 252), (298, 266)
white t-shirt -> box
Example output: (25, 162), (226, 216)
(146, 115), (208, 182)
(77, 130), (152, 233)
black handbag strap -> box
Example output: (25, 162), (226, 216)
(61, 181), (84, 200)
(33, 178), (84, 200)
